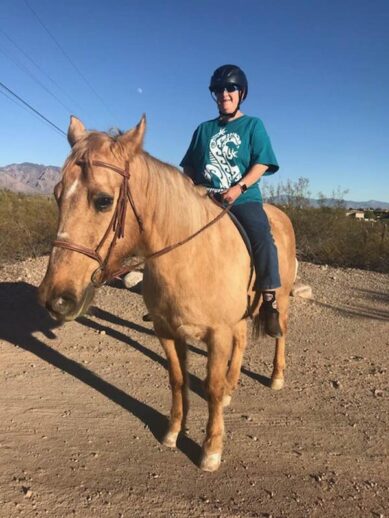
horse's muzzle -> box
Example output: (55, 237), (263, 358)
(47, 293), (77, 320)
(39, 285), (95, 322)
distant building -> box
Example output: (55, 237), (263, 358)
(346, 210), (365, 219)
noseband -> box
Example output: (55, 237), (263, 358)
(53, 159), (144, 287)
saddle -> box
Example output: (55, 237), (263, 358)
(227, 210), (253, 258)
(208, 194), (253, 267)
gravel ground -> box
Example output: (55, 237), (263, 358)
(0, 256), (388, 517)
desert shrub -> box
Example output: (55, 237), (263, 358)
(263, 177), (388, 273)
(0, 190), (57, 263)
(285, 206), (388, 272)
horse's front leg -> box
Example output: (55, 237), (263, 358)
(201, 326), (232, 472)
(159, 338), (188, 448)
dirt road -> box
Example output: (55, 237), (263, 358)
(0, 257), (388, 517)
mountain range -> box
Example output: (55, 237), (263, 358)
(1, 162), (388, 209)
(0, 163), (60, 195)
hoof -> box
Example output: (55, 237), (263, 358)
(200, 452), (221, 472)
(222, 394), (232, 407)
(270, 377), (284, 391)
(162, 431), (178, 448)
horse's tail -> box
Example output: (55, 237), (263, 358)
(252, 306), (267, 338)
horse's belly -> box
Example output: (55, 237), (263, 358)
(143, 269), (247, 340)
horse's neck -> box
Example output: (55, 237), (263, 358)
(139, 154), (217, 253)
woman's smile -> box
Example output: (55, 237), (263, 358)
(217, 90), (240, 113)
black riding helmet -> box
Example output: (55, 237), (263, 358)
(209, 64), (248, 117)
(209, 64), (248, 99)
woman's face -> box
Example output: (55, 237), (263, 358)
(216, 88), (240, 115)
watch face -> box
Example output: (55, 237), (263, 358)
(240, 182), (247, 192)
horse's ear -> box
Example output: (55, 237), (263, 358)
(119, 114), (146, 153)
(135, 114), (147, 148)
(68, 116), (86, 147)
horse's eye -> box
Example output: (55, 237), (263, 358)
(94, 194), (113, 212)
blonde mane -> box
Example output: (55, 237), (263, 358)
(63, 131), (128, 171)
(138, 152), (220, 241)
(61, 129), (222, 245)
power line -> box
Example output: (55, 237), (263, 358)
(23, 0), (115, 119)
(0, 45), (74, 114)
(0, 86), (64, 137)
(0, 80), (66, 138)
(0, 26), (84, 114)
(0, 86), (33, 116)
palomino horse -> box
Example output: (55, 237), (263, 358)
(38, 115), (296, 472)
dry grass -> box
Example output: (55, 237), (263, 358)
(262, 177), (388, 273)
(286, 206), (388, 272)
(0, 188), (387, 272)
(0, 190), (57, 264)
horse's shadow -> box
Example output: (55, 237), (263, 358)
(0, 281), (201, 465)
(79, 307), (207, 398)
(91, 306), (271, 388)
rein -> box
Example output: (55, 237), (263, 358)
(52, 159), (233, 287)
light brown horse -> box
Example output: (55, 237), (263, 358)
(38, 115), (296, 472)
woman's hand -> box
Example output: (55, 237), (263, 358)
(221, 185), (241, 204)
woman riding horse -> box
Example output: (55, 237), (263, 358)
(181, 65), (282, 338)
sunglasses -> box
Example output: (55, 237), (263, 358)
(211, 85), (240, 94)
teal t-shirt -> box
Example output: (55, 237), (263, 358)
(180, 115), (279, 205)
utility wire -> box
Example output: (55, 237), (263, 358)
(0, 80), (66, 137)
(0, 45), (74, 114)
(0, 86), (33, 116)
(0, 26), (84, 113)
(23, 0), (115, 119)
(0, 87), (63, 138)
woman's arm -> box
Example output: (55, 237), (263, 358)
(221, 163), (269, 204)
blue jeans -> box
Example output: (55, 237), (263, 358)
(230, 202), (281, 291)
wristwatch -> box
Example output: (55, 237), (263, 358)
(238, 181), (248, 193)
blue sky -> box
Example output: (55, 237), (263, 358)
(1, 0), (388, 202)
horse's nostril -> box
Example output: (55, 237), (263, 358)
(49, 295), (76, 316)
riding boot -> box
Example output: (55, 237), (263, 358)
(258, 291), (282, 338)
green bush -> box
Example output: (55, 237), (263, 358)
(0, 190), (57, 263)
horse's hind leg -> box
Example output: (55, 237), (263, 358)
(159, 338), (188, 448)
(271, 335), (286, 390)
(271, 294), (288, 390)
(224, 319), (247, 407)
(201, 326), (232, 472)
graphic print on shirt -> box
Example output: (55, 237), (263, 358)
(204, 128), (242, 189)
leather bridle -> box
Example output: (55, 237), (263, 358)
(52, 158), (235, 288)
(53, 159), (144, 287)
